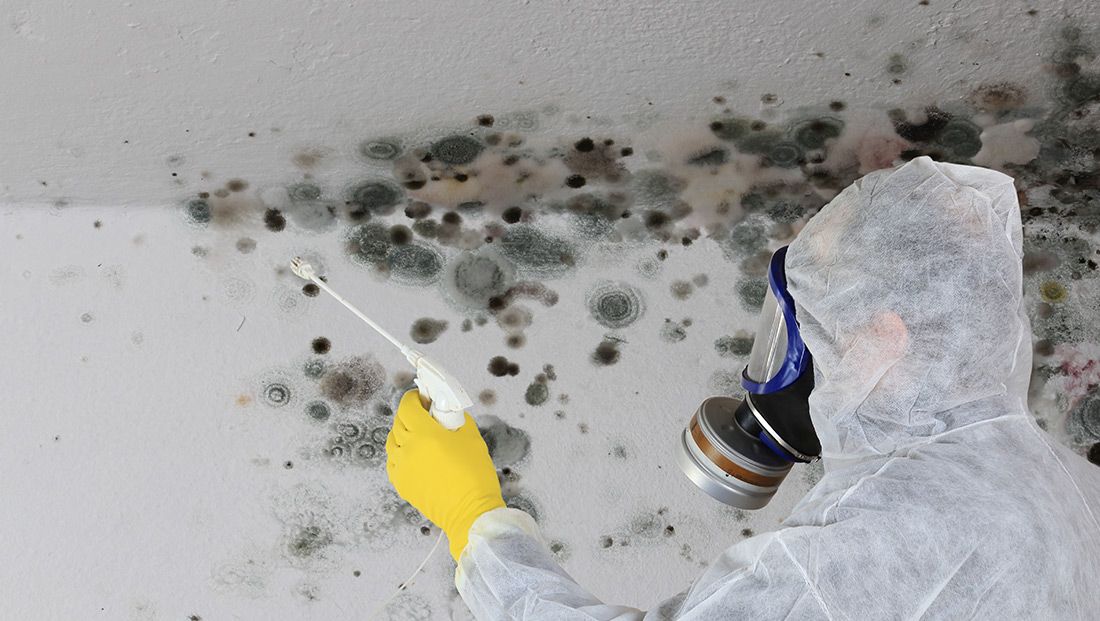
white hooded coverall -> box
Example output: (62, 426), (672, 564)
(454, 157), (1100, 620)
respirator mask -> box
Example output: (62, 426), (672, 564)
(677, 246), (821, 509)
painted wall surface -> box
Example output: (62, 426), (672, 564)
(2, 2), (1100, 619)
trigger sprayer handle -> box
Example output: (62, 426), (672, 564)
(413, 376), (467, 430)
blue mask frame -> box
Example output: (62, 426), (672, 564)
(740, 246), (811, 395)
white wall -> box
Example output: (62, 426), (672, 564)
(3, 2), (1100, 620)
(1, 0), (1075, 206)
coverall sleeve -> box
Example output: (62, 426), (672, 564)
(454, 508), (828, 620)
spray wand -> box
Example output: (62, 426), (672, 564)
(290, 257), (466, 613)
(290, 257), (472, 430)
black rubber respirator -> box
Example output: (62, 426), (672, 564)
(677, 246), (821, 509)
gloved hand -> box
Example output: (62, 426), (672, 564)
(386, 389), (506, 561)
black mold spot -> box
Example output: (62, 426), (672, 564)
(502, 206), (523, 223)
(347, 180), (403, 216)
(264, 209), (287, 232)
(574, 137), (595, 152)
(587, 282), (645, 328)
(565, 174), (587, 188)
(688, 147), (728, 167)
(1088, 443), (1100, 466)
(302, 283), (320, 297)
(431, 135), (484, 165)
(741, 528), (754, 537)
(410, 318), (448, 344)
(592, 338), (621, 366)
(263, 382), (292, 408)
(305, 401), (331, 422)
(226, 179), (249, 192)
(620, 147), (634, 157)
(829, 101), (847, 111)
(709, 117), (752, 141)
(892, 107), (951, 142)
(404, 201), (432, 219)
(488, 356), (520, 377)
(311, 337), (331, 354)
(525, 382), (549, 406)
(477, 114), (495, 127)
(480, 416), (530, 468)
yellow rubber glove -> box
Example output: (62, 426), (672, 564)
(386, 389), (505, 561)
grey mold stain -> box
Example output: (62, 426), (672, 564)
(387, 243), (444, 285)
(670, 280), (693, 300)
(661, 318), (689, 343)
(304, 400), (331, 422)
(384, 593), (433, 621)
(479, 415), (531, 468)
(497, 225), (577, 277)
(524, 382), (549, 406)
(303, 358), (326, 379)
(445, 251), (517, 309)
(587, 281), (645, 328)
(346, 179), (404, 217)
(359, 138), (403, 161)
(737, 279), (768, 311)
(318, 356), (386, 408)
(1068, 387), (1100, 442)
(715, 335), (754, 357)
(410, 317), (448, 344)
(262, 381), (292, 408)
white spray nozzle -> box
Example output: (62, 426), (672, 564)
(290, 256), (318, 280)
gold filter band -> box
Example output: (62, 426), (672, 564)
(689, 415), (787, 488)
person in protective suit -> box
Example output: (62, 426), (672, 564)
(386, 156), (1100, 619)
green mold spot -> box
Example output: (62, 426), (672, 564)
(935, 120), (983, 158)
(431, 135), (484, 165)
(791, 117), (845, 150)
(1040, 281), (1068, 303)
(709, 117), (752, 141)
(287, 183), (322, 202)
